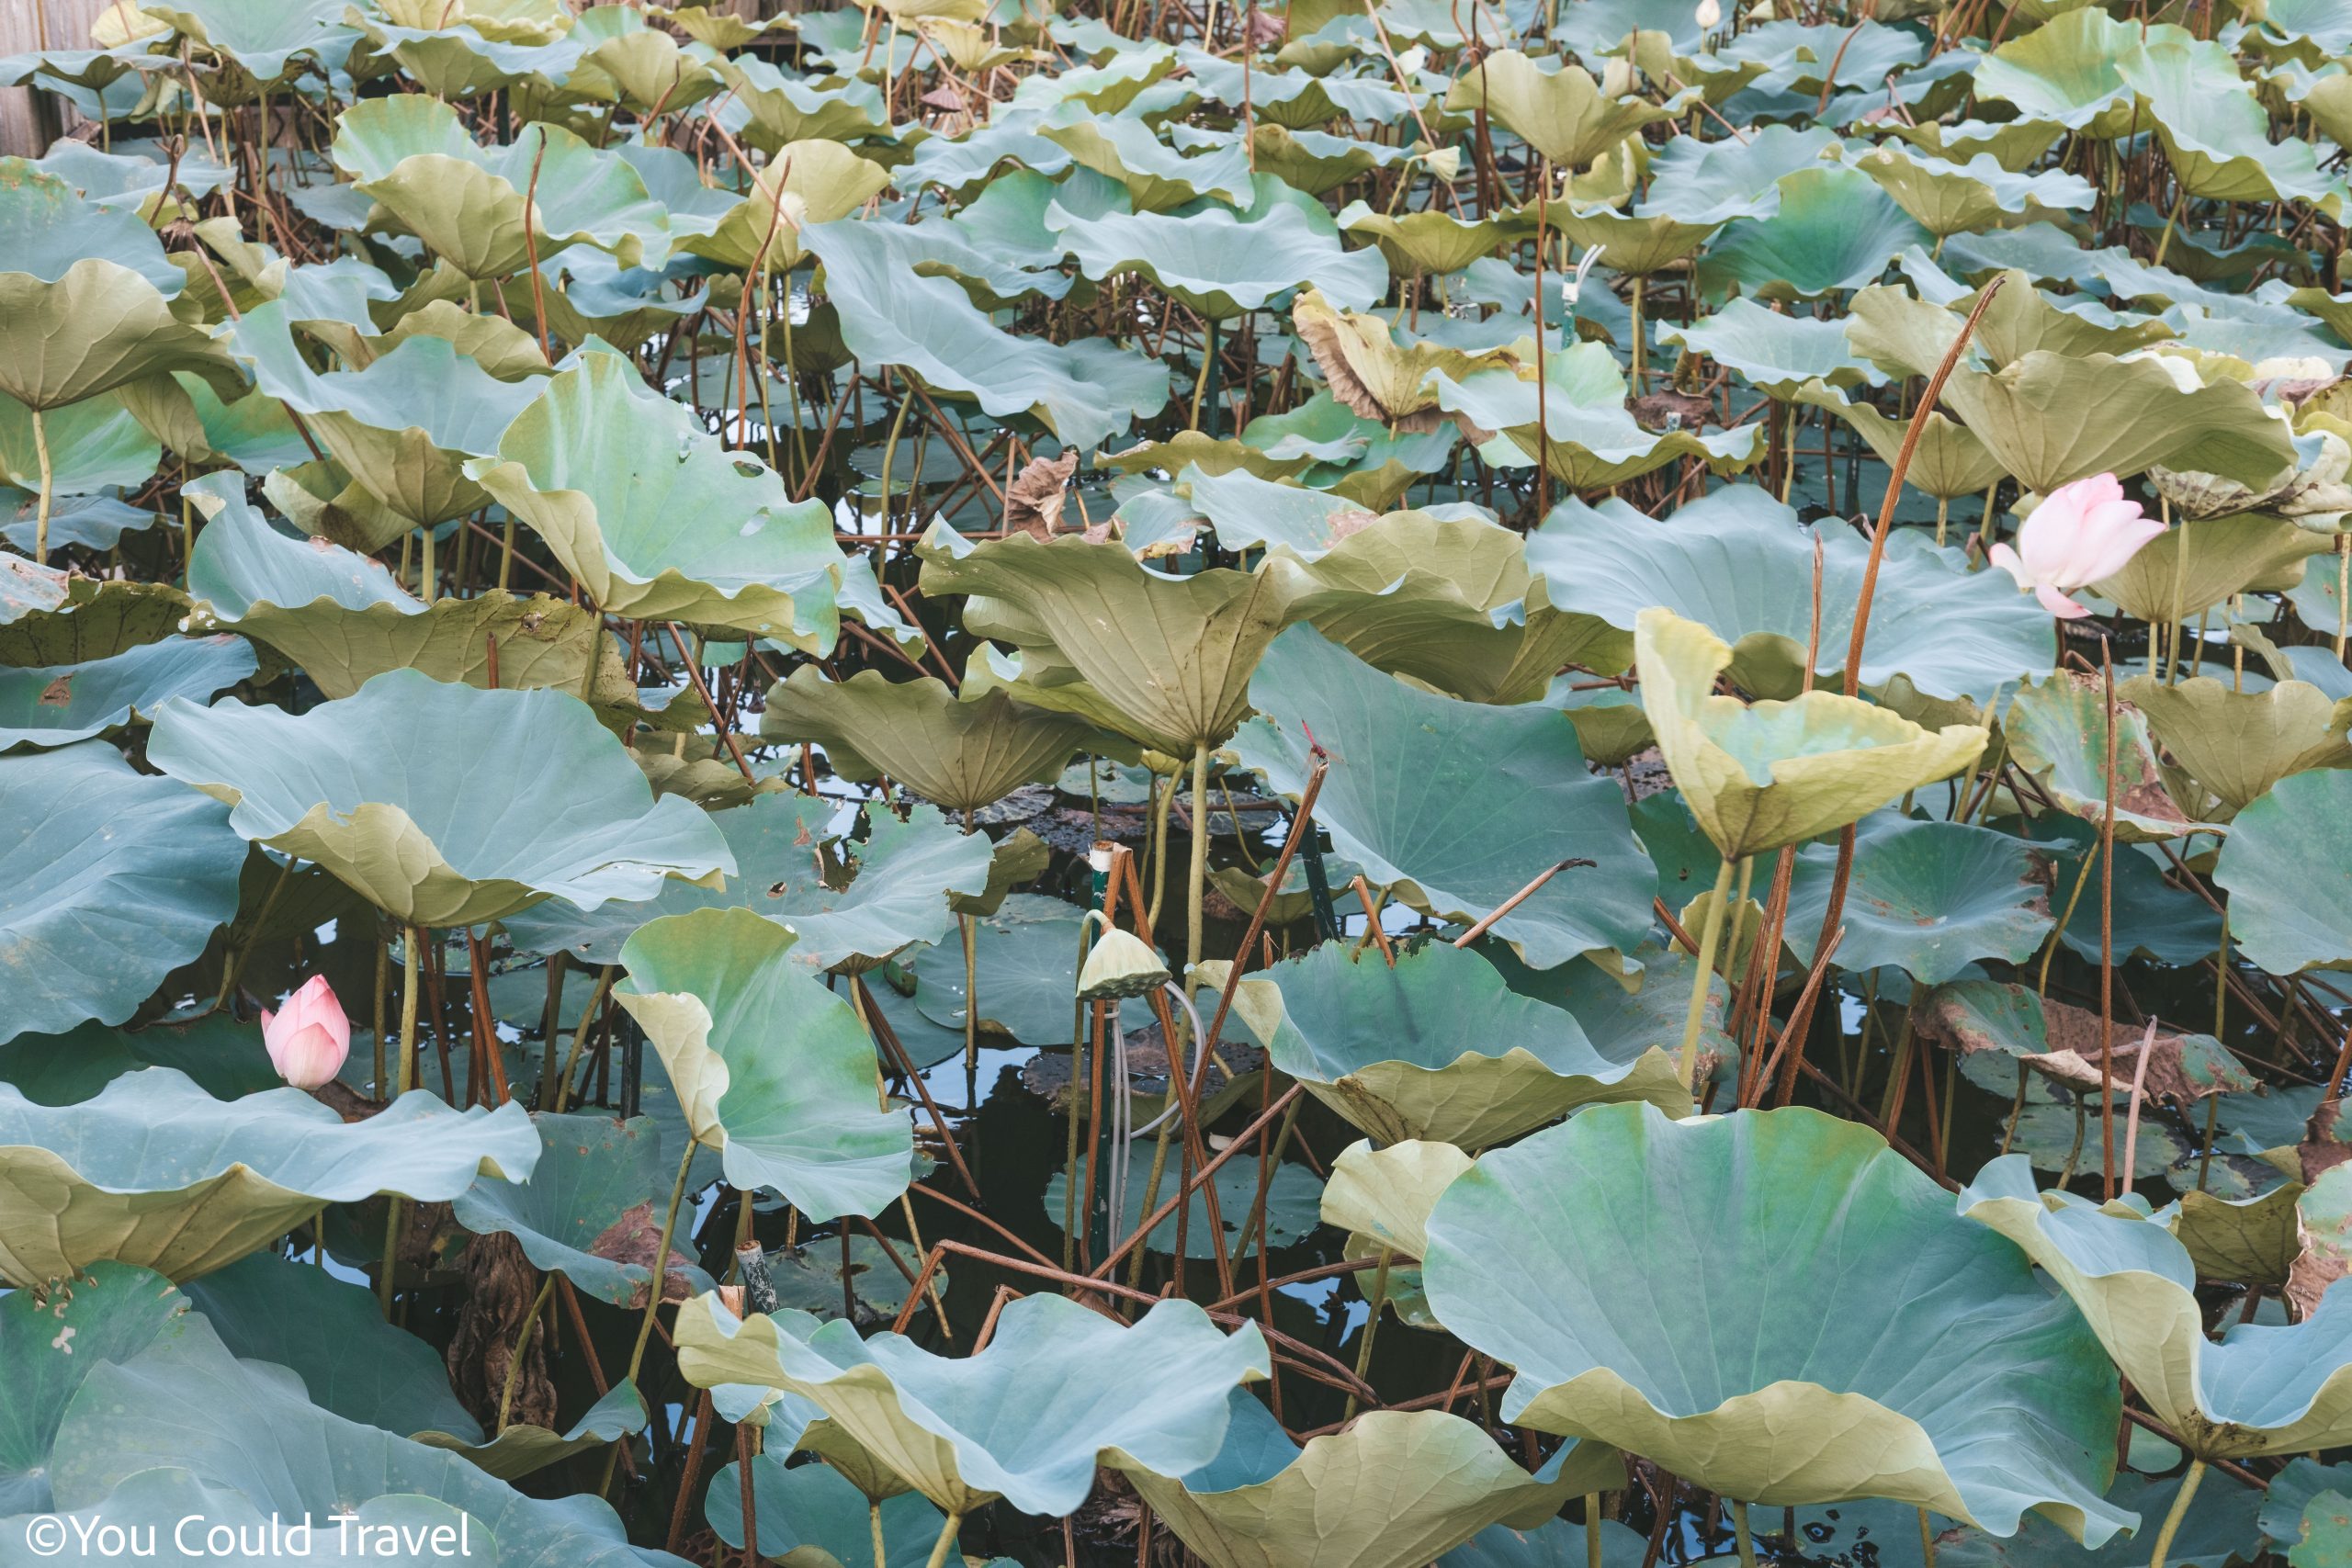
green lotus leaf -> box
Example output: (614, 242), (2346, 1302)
(706, 1445), (950, 1567)
(2162, 1181), (2305, 1289)
(2016, 813), (2220, 965)
(1249, 123), (1417, 197)
(1442, 1517), (1651, 1568)
(142, 0), (354, 96)
(1, 740), (243, 1043)
(1424, 1104), (2129, 1538)
(1218, 941), (1685, 1146)
(1291, 288), (1512, 434)
(1542, 203), (1722, 279)
(806, 219), (1170, 452)
(332, 96), (669, 277)
(1972, 9), (2169, 136)
(1531, 487), (2051, 703)
(1640, 125), (1841, 225)
(1554, 682), (1653, 766)
(0, 1066), (536, 1286)
(451, 1111), (716, 1308)
(2094, 513), (2333, 625)
(921, 527), (1303, 755)
(1281, 510), (1623, 705)
(1050, 197), (1387, 320)
(673, 141), (894, 275)
(2213, 766), (2352, 974)
(1443, 51), (1673, 169)
(1042, 1145), (1321, 1260)
(1961, 1155), (2352, 1460)
(713, 57), (888, 151)
(0, 562), (188, 664)
(2119, 674), (2352, 819)
(761, 668), (1095, 811)
(1934, 351), (2300, 494)
(1658, 299), (1883, 400)
(1320, 1137), (1473, 1272)
(0, 635), (253, 750)
(468, 352), (840, 648)
(1849, 145), (2095, 239)
(148, 669), (732, 927)
(1233, 626), (1657, 969)
(616, 907), (911, 1221)
(913, 893), (1153, 1044)
(1122, 1391), (1623, 1568)
(561, 6), (720, 116)
(0, 1259), (198, 1511)
(1337, 203), (1517, 277)
(33, 1305), (680, 1568)
(2003, 673), (2219, 843)
(1782, 815), (2052, 984)
(0, 1013), (282, 1107)
(114, 369), (309, 476)
(1880, 117), (2068, 172)
(673, 1292), (1269, 1517)
(2118, 37), (2346, 210)
(0, 387), (158, 496)
(1696, 167), (1930, 303)
(1793, 380), (2007, 502)
(1434, 344), (1766, 491)
(1636, 607), (1988, 862)
(502, 795), (990, 972)
(1040, 112), (1252, 214)
(348, 14), (578, 101)
(184, 474), (630, 701)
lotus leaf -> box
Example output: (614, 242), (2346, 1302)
(2003, 673), (2219, 843)
(1972, 9), (2162, 138)
(1049, 198), (1386, 319)
(1422, 1103), (2129, 1539)
(1696, 168), (1930, 302)
(705, 1446), (949, 1566)
(1443, 51), (1673, 170)
(1659, 299), (1882, 400)
(0, 741), (244, 1043)
(1216, 941), (1685, 1146)
(1233, 626), (1657, 969)
(1635, 608), (1988, 862)
(1434, 344), (1767, 491)
(0, 636), (254, 750)
(1782, 815), (2052, 985)
(913, 893), (1154, 1044)
(1291, 287), (1512, 433)
(0, 1259), (198, 1512)
(148, 668), (731, 927)
(1042, 1145), (1321, 1259)
(0, 389), (158, 497)
(1795, 380), (2008, 502)
(1041, 113), (1252, 213)
(2120, 674), (2352, 819)
(467, 351), (841, 649)
(761, 667), (1095, 810)
(616, 907), (911, 1221)
(2212, 767), (2352, 974)
(0, 1066), (535, 1286)
(673, 1292), (1269, 1516)
(2093, 513), (2334, 625)
(1849, 146), (2095, 239)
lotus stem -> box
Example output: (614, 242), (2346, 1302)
(496, 1272), (558, 1433)
(2146, 1460), (2205, 1568)
(2036, 844), (2100, 997)
(1732, 1500), (1757, 1568)
(379, 925), (424, 1318)
(2335, 535), (2348, 663)
(1629, 276), (1645, 390)
(871, 1502), (887, 1568)
(922, 1510), (963, 1568)
(2162, 501), (2188, 684)
(549, 964), (616, 1112)
(1919, 1506), (1938, 1568)
(1677, 857), (1738, 1092)
(29, 407), (53, 568)
(1586, 1495), (1603, 1568)
(1342, 1247), (1394, 1422)
(623, 1139), (697, 1391)
(1186, 741), (1211, 978)
(1147, 769), (1172, 934)
(419, 522), (437, 606)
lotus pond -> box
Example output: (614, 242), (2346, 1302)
(8, 0), (2352, 1563)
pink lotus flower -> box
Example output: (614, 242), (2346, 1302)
(1988, 473), (2165, 619)
(261, 976), (350, 1089)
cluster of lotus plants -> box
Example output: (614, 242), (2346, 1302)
(10, 0), (2352, 1562)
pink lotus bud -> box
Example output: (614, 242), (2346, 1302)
(1987, 473), (2165, 619)
(261, 975), (351, 1090)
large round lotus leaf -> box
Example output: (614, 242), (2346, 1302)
(184, 473), (630, 702)
(713, 56), (887, 148)
(673, 1292), (1270, 1516)
(1233, 626), (1657, 970)
(1635, 608), (1988, 862)
(1041, 113), (1254, 215)
(2213, 768), (2352, 974)
(1432, 346), (1767, 491)
(452, 1111), (716, 1309)
(2119, 37), (2343, 209)
(141, 0), (354, 96)
(2094, 513), (2335, 626)
(707, 1445), (950, 1566)
(1442, 1517), (1651, 1568)
(0, 1259), (198, 1512)
(1849, 146), (2095, 239)
(0, 1013), (280, 1107)
(913, 893), (1155, 1044)
(0, 740), (244, 1043)
(501, 795), (990, 971)
(332, 96), (668, 277)
(1280, 512), (1626, 705)
(1971, 8), (2155, 137)
(33, 1309), (680, 1568)
(760, 668), (1096, 811)
(1121, 1389), (1623, 1568)
(1936, 352), (2300, 495)
(230, 303), (539, 538)
(1442, 51), (1670, 168)
(0, 1066), (537, 1286)
(113, 371), (307, 478)
(2120, 674), (2352, 819)
(0, 168), (233, 411)
(616, 907), (911, 1221)
(465, 351), (842, 649)
(1290, 288), (1515, 433)
(920, 527), (1304, 755)
(1657, 299), (1883, 400)
(1962, 1156), (2352, 1461)
(2003, 673), (2218, 843)
(1543, 203), (1722, 279)
(1043, 1145), (1320, 1260)
(1423, 1104), (2129, 1539)
(1782, 815), (2052, 985)
(1696, 168), (1930, 302)
(148, 669), (731, 927)
(0, 635), (254, 750)
(1530, 487), (2052, 704)
(805, 219), (1170, 454)
(1048, 197), (1387, 320)
(1216, 941), (1686, 1146)
(0, 387), (158, 495)
(675, 139), (895, 275)
(1794, 380), (2008, 502)
(1935, 1471), (2264, 1568)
